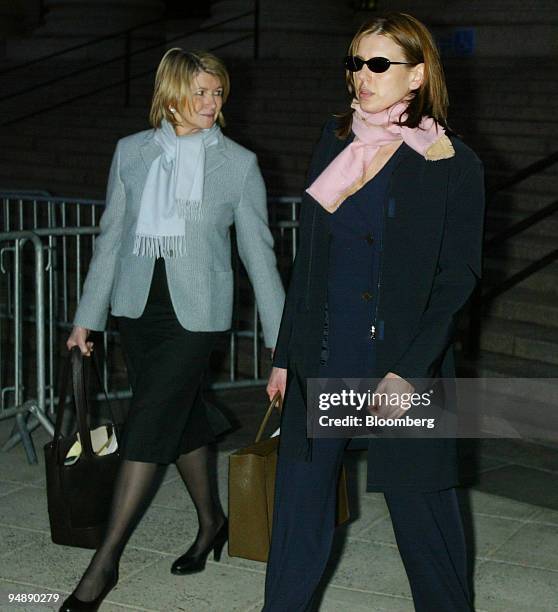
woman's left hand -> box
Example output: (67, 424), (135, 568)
(266, 366), (287, 402)
(369, 372), (415, 419)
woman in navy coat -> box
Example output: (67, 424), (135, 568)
(264, 12), (484, 612)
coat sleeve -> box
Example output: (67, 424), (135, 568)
(272, 119), (337, 368)
(271, 198), (311, 368)
(391, 156), (485, 384)
(234, 154), (285, 349)
(73, 141), (126, 331)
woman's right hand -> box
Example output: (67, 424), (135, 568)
(267, 366), (287, 402)
(66, 325), (93, 356)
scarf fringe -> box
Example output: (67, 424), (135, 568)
(133, 234), (187, 258)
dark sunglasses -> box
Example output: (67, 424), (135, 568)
(344, 55), (412, 73)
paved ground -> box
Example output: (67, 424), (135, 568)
(0, 386), (557, 612)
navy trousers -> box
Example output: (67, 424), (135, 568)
(262, 438), (472, 612)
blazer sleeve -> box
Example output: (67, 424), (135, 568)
(391, 156), (485, 384)
(234, 154), (285, 349)
(73, 141), (126, 331)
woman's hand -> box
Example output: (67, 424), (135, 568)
(369, 372), (415, 420)
(66, 325), (94, 356)
(267, 366), (287, 402)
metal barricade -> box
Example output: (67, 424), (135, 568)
(0, 231), (52, 463)
(0, 193), (301, 463)
(2, 192), (106, 235)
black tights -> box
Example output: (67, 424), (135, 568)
(72, 445), (224, 602)
(175, 444), (226, 556)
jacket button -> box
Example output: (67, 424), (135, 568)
(362, 291), (373, 301)
(364, 233), (374, 245)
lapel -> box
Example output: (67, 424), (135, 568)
(392, 141), (421, 172)
(389, 143), (425, 207)
(139, 128), (231, 178)
(381, 143), (450, 316)
(389, 142), (449, 223)
(204, 130), (230, 176)
(139, 131), (162, 170)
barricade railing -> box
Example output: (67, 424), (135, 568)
(0, 194), (301, 464)
(0, 231), (53, 463)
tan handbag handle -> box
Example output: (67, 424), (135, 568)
(255, 392), (282, 443)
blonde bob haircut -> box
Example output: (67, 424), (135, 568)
(149, 48), (230, 129)
(336, 12), (449, 139)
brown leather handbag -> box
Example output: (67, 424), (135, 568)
(228, 393), (350, 562)
(44, 347), (121, 549)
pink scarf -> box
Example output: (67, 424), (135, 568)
(306, 101), (454, 212)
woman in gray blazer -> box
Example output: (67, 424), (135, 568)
(60, 48), (285, 612)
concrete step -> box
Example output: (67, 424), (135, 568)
(479, 150), (558, 174)
(486, 172), (558, 196)
(457, 350), (558, 378)
(479, 316), (558, 365)
(489, 191), (557, 214)
(483, 257), (558, 295)
(485, 286), (558, 328)
(485, 209), (558, 239)
(485, 233), (557, 262)
(456, 351), (558, 422)
(455, 351), (558, 420)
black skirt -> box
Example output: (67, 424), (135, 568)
(116, 258), (231, 464)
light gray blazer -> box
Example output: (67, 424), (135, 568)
(74, 128), (285, 348)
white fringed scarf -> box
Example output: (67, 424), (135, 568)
(133, 120), (220, 258)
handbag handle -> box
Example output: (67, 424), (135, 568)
(254, 392), (282, 443)
(71, 347), (95, 457)
(53, 346), (119, 458)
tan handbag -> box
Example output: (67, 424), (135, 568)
(228, 392), (350, 562)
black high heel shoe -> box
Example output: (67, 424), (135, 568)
(59, 567), (118, 612)
(171, 519), (228, 575)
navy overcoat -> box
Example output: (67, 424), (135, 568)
(273, 118), (485, 492)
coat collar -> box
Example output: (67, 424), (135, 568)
(139, 127), (231, 176)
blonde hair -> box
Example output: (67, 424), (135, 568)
(149, 48), (230, 129)
(337, 13), (449, 139)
